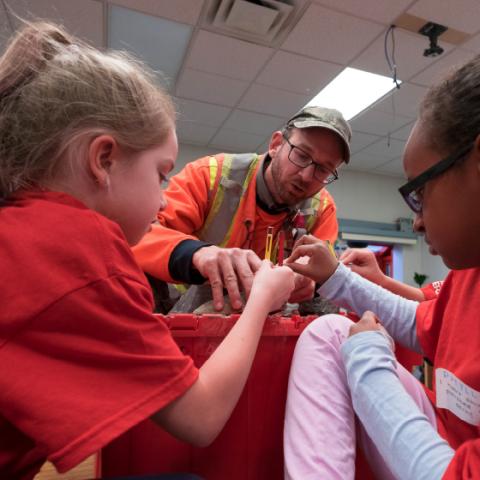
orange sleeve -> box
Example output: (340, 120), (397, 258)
(309, 188), (338, 244)
(132, 156), (215, 282)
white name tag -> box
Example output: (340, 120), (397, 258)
(436, 368), (480, 426)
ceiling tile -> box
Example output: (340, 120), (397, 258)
(313, 0), (412, 25)
(373, 83), (428, 118)
(461, 33), (480, 52)
(348, 152), (389, 171)
(281, 4), (383, 64)
(9, 0), (103, 47)
(349, 131), (382, 154)
(256, 51), (343, 95)
(175, 98), (231, 127)
(185, 30), (273, 81)
(176, 68), (249, 107)
(238, 84), (310, 118)
(390, 122), (415, 141)
(408, 0), (480, 35)
(361, 137), (407, 160)
(222, 110), (284, 136)
(109, 0), (204, 25)
(10, 0), (477, 185)
(350, 109), (412, 136)
(374, 157), (405, 177)
(352, 29), (454, 81)
(410, 48), (475, 86)
(109, 5), (193, 86)
(210, 128), (267, 153)
(177, 121), (217, 146)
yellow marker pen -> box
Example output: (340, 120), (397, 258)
(265, 226), (273, 261)
(326, 240), (337, 260)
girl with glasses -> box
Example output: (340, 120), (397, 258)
(283, 54), (480, 479)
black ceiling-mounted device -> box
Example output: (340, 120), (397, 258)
(419, 21), (448, 57)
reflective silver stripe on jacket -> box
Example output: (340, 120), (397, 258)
(198, 153), (319, 245)
(198, 153), (258, 245)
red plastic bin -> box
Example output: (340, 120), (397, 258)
(102, 313), (317, 479)
(101, 313), (377, 479)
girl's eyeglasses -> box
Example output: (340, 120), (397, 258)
(398, 144), (472, 213)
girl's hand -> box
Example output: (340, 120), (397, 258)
(284, 235), (338, 285)
(250, 260), (295, 312)
(349, 311), (382, 336)
(349, 311), (395, 351)
(288, 273), (315, 303)
(339, 248), (386, 286)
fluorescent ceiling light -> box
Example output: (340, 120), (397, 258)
(305, 67), (401, 120)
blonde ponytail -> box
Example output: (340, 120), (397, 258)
(0, 22), (72, 102)
(0, 21), (175, 200)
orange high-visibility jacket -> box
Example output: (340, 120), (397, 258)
(133, 153), (338, 283)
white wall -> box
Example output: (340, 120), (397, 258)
(176, 143), (449, 286)
(328, 170), (449, 285)
(327, 170), (411, 223)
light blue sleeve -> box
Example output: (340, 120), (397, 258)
(318, 263), (421, 353)
(342, 331), (454, 480)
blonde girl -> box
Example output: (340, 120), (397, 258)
(0, 22), (294, 480)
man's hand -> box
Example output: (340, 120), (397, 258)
(192, 245), (262, 311)
(339, 248), (386, 286)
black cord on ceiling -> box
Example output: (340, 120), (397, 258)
(384, 25), (401, 91)
(384, 24), (401, 147)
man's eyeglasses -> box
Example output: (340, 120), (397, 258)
(398, 144), (472, 213)
(282, 134), (339, 184)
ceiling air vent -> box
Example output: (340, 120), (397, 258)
(204, 0), (306, 46)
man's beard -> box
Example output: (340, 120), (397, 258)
(271, 158), (307, 205)
(270, 159), (287, 204)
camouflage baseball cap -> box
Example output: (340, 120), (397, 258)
(286, 106), (352, 163)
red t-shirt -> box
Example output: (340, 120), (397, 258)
(421, 280), (444, 300)
(0, 191), (199, 479)
(416, 268), (480, 477)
